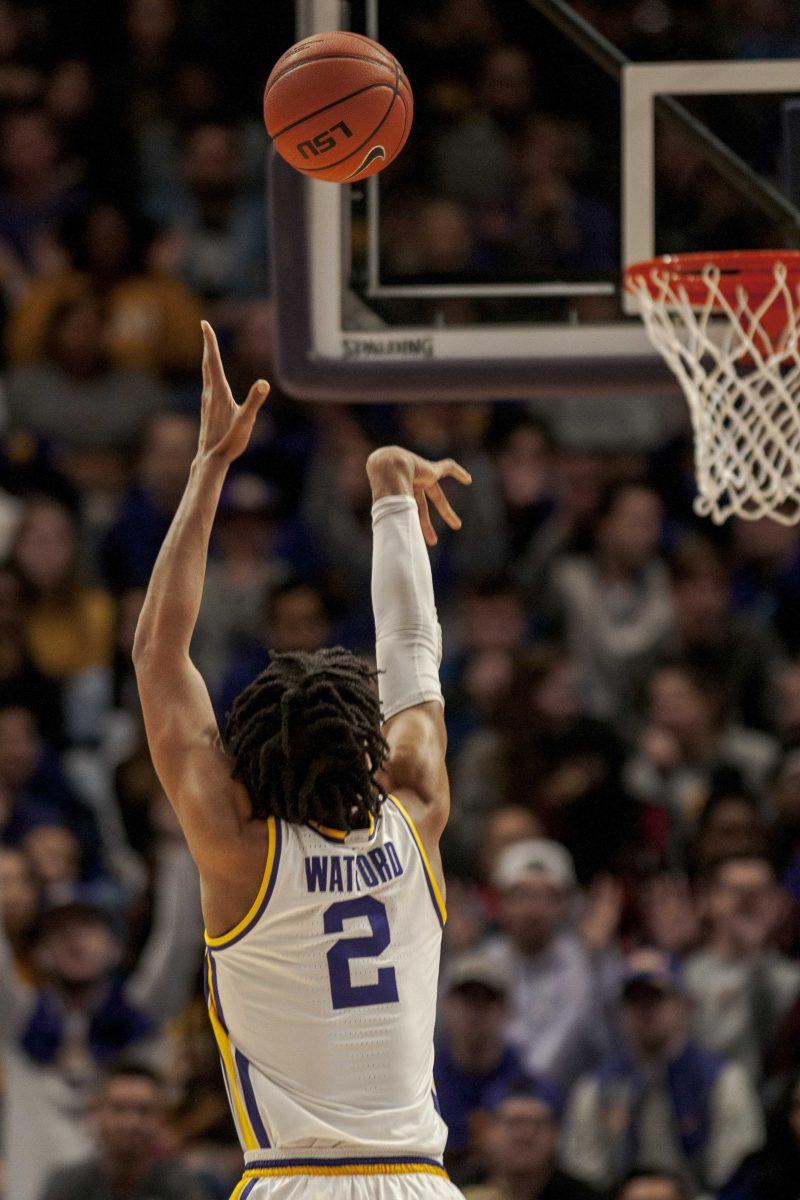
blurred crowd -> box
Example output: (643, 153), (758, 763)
(1, 2), (800, 1200)
(379, 0), (797, 290)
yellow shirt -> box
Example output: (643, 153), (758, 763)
(8, 271), (203, 375)
(26, 587), (115, 679)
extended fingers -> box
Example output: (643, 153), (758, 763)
(415, 488), (437, 546)
(436, 457), (472, 486)
(201, 320), (228, 392)
(427, 481), (461, 530)
(201, 330), (210, 393)
(243, 379), (270, 413)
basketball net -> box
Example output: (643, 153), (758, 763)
(626, 256), (800, 525)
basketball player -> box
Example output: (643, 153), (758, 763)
(133, 322), (471, 1199)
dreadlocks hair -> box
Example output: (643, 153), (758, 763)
(222, 647), (389, 831)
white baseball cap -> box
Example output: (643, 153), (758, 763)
(445, 953), (510, 997)
(492, 838), (576, 893)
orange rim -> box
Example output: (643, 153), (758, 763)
(624, 250), (800, 307)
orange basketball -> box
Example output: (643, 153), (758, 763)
(263, 32), (413, 183)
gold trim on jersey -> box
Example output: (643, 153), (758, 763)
(205, 957), (259, 1150)
(389, 795), (447, 924)
(229, 1180), (251, 1199)
(204, 816), (279, 948)
(241, 1162), (449, 1179)
(307, 812), (376, 841)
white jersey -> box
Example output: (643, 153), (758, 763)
(204, 795), (449, 1182)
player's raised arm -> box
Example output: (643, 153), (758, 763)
(132, 322), (269, 873)
(367, 445), (471, 861)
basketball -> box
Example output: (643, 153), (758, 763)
(263, 32), (413, 183)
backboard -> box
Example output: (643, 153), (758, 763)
(271, 0), (800, 401)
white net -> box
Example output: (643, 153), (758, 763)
(627, 258), (800, 525)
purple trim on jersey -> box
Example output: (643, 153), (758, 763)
(245, 1155), (445, 1170)
(209, 950), (271, 1148)
(235, 1048), (271, 1148)
(387, 798), (445, 928)
(207, 951), (228, 1033)
(240, 1181), (258, 1198)
(220, 817), (283, 948)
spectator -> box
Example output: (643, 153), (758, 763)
(0, 831), (200, 1200)
(0, 560), (63, 744)
(408, 0), (503, 75)
(562, 948), (764, 1196)
(451, 575), (527, 664)
(431, 44), (536, 205)
(638, 873), (700, 958)
(191, 473), (287, 695)
(21, 820), (83, 898)
(654, 121), (766, 259)
(442, 574), (525, 751)
(440, 876), (490, 963)
(0, 2), (42, 110)
(149, 122), (267, 303)
(215, 579), (333, 719)
(488, 413), (556, 578)
(689, 791), (769, 876)
(462, 1076), (602, 1200)
(731, 1072), (800, 1200)
(625, 664), (779, 864)
(515, 449), (605, 607)
(0, 703), (100, 862)
(493, 115), (618, 276)
(300, 413), (375, 615)
(264, 579), (332, 654)
(772, 749), (800, 905)
(434, 953), (527, 1172)
(776, 661), (800, 749)
(382, 196), (483, 286)
(731, 517), (800, 655)
(0, 845), (40, 979)
(136, 54), (264, 211)
(479, 805), (544, 885)
(400, 403), (506, 578)
(101, 412), (197, 592)
(453, 645), (634, 880)
(5, 293), (168, 484)
(733, 0), (800, 58)
(125, 0), (179, 91)
(159, 994), (240, 1187)
(7, 202), (203, 378)
(549, 481), (672, 727)
(766, 995), (800, 1103)
(614, 1170), (688, 1200)
(39, 1061), (210, 1199)
(0, 105), (83, 268)
(12, 497), (115, 683)
(46, 58), (133, 201)
(109, 586), (147, 722)
(482, 838), (608, 1091)
(661, 537), (779, 731)
(685, 854), (800, 1080)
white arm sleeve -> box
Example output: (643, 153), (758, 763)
(371, 494), (444, 722)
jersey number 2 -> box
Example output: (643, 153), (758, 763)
(324, 896), (399, 1010)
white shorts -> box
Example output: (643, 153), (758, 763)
(231, 1157), (463, 1200)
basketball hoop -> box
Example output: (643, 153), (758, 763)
(624, 250), (800, 525)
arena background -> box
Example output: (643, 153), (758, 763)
(2, 2), (800, 1199)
